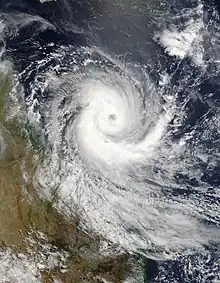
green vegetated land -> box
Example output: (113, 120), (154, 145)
(0, 68), (136, 283)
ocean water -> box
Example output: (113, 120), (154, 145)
(0, 0), (220, 282)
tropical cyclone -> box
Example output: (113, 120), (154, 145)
(25, 46), (218, 260)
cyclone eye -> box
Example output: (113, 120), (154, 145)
(108, 114), (116, 121)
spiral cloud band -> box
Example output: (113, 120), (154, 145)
(24, 47), (219, 259)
